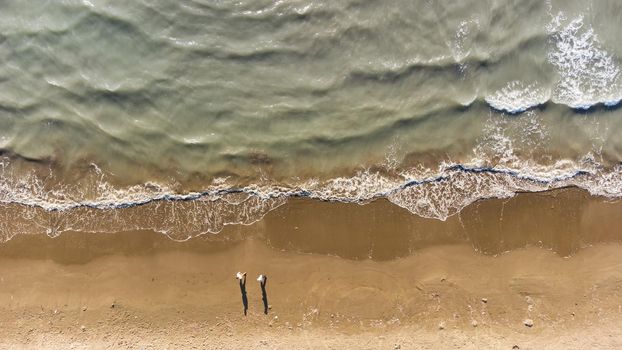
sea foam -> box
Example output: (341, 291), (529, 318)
(0, 152), (619, 243)
(547, 12), (621, 110)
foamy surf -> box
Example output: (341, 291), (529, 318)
(547, 11), (621, 110)
(0, 153), (620, 242)
(483, 9), (622, 114)
(485, 81), (551, 114)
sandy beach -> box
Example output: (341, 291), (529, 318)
(0, 189), (621, 349)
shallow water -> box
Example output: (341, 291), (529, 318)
(1, 0), (622, 239)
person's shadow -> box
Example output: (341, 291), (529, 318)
(259, 275), (269, 314)
(237, 273), (248, 316)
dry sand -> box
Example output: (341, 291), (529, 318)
(0, 189), (621, 349)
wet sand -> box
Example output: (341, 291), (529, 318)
(1, 188), (622, 349)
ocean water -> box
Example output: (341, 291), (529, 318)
(1, 0), (622, 241)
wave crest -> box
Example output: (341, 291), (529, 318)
(0, 154), (620, 243)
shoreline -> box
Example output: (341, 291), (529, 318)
(1, 188), (622, 348)
(3, 187), (622, 258)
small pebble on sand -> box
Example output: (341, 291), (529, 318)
(438, 321), (446, 330)
(523, 319), (534, 327)
(82, 306), (87, 312)
(80, 325), (86, 332)
(481, 298), (488, 303)
(471, 320), (478, 327)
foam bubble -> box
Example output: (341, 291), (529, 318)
(547, 12), (621, 109)
(451, 18), (480, 74)
(485, 11), (622, 113)
(0, 164), (613, 241)
(485, 81), (551, 113)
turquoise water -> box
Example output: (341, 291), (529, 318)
(0, 0), (621, 239)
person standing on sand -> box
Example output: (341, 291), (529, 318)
(236, 272), (248, 315)
(257, 274), (269, 314)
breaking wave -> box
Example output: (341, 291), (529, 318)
(0, 154), (620, 243)
(484, 9), (622, 114)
